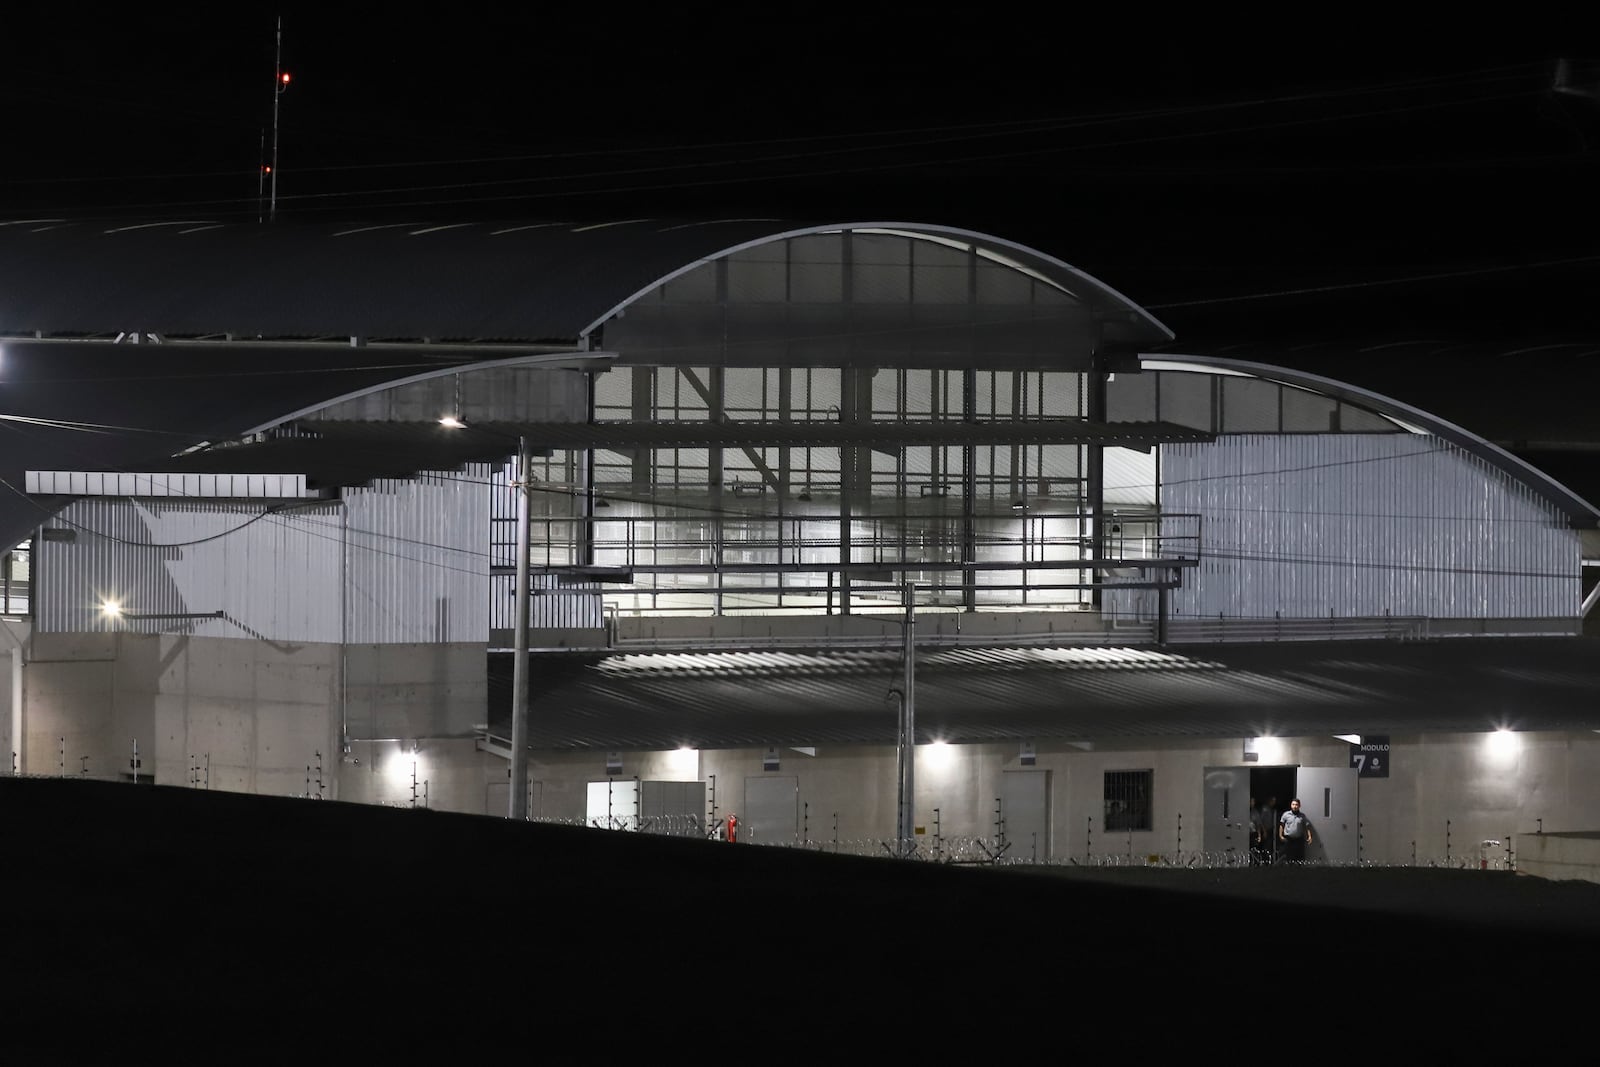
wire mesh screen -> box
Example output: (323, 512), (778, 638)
(1104, 769), (1153, 832)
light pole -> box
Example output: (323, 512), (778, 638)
(439, 418), (534, 820)
(269, 17), (290, 222)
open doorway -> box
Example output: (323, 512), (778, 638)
(1250, 766), (1297, 865)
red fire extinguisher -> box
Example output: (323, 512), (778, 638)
(726, 813), (738, 843)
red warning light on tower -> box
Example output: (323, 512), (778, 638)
(280, 72), (291, 86)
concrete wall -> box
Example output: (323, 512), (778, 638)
(24, 632), (340, 792)
(1511, 831), (1600, 883)
(1352, 730), (1600, 866)
(21, 634), (488, 801)
(337, 736), (499, 812)
(343, 642), (487, 741)
(376, 731), (1600, 869)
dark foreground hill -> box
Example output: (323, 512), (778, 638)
(4, 776), (1594, 1056)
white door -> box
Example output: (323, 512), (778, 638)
(586, 778), (639, 830)
(1202, 766), (1251, 863)
(1295, 767), (1359, 864)
(1001, 769), (1051, 863)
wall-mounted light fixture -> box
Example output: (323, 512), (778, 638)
(100, 601), (223, 622)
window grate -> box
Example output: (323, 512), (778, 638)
(1104, 770), (1153, 833)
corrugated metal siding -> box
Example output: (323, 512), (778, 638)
(36, 498), (343, 640)
(1158, 434), (1579, 621)
(488, 462), (603, 629)
(491, 573), (605, 630)
(344, 466), (490, 643)
(37, 466), (490, 643)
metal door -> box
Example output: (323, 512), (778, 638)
(1294, 766), (1359, 864)
(485, 777), (542, 818)
(1202, 766), (1251, 863)
(640, 779), (707, 836)
(743, 775), (799, 845)
(1000, 769), (1051, 863)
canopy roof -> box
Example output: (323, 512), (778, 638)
(494, 635), (1600, 750)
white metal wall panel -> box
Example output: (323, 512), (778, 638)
(491, 573), (605, 630)
(343, 466), (490, 644)
(1157, 434), (1579, 622)
(37, 466), (489, 643)
(26, 470), (318, 498)
(35, 498), (343, 640)
(488, 461), (604, 629)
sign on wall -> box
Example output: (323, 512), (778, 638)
(1351, 736), (1390, 778)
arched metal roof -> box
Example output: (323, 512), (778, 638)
(578, 222), (1173, 348)
(0, 218), (1171, 347)
(1144, 353), (1600, 528)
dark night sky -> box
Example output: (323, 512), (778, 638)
(5, 15), (1599, 436)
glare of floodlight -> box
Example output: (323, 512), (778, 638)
(666, 745), (699, 778)
(922, 740), (954, 771)
(100, 600), (122, 618)
(1487, 728), (1521, 760)
(388, 746), (421, 784)
(439, 415), (467, 429)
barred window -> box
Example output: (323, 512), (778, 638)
(1104, 770), (1152, 833)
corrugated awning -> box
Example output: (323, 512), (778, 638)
(491, 636), (1600, 751)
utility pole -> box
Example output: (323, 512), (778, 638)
(509, 437), (533, 819)
(894, 581), (916, 856)
(257, 128), (266, 224)
(269, 16), (290, 222)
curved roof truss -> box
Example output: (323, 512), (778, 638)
(579, 221), (1174, 350)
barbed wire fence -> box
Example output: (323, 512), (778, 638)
(4, 753), (1529, 871)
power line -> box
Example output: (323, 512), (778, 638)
(3, 59), (1540, 189)
(20, 74), (1552, 218)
